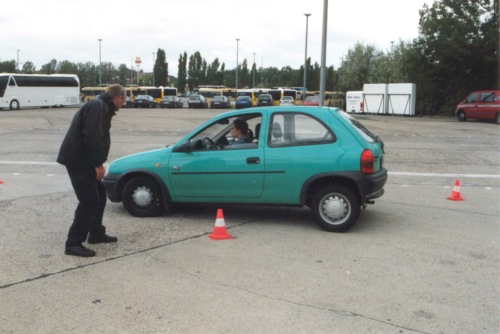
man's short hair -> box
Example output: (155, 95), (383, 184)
(106, 84), (126, 98)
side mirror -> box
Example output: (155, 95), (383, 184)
(173, 139), (200, 153)
(173, 140), (191, 153)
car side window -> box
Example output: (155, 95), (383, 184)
(189, 114), (262, 151)
(481, 92), (495, 102)
(268, 113), (335, 147)
(467, 93), (478, 103)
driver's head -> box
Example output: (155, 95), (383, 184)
(231, 119), (249, 137)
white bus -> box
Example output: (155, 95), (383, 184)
(0, 73), (80, 110)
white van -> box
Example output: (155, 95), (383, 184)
(346, 91), (364, 113)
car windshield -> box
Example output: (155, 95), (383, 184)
(214, 96), (224, 101)
(137, 95), (148, 99)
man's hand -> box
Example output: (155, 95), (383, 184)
(95, 165), (106, 181)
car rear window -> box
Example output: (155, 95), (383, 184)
(269, 113), (335, 147)
(337, 110), (379, 143)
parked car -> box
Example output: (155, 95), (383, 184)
(103, 106), (387, 232)
(257, 94), (273, 106)
(210, 95), (231, 109)
(133, 95), (157, 108)
(235, 96), (252, 109)
(455, 90), (500, 124)
(304, 96), (320, 106)
(160, 96), (183, 109)
(279, 96), (295, 106)
(188, 94), (208, 108)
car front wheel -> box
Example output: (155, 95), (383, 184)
(495, 113), (500, 124)
(311, 184), (360, 232)
(122, 176), (163, 217)
(457, 110), (467, 122)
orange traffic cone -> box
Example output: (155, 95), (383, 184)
(209, 209), (234, 240)
(447, 179), (464, 201)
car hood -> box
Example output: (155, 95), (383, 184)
(107, 146), (173, 174)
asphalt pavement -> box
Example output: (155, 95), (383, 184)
(0, 107), (498, 333)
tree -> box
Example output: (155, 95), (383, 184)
(40, 59), (58, 74)
(415, 0), (499, 114)
(57, 60), (78, 74)
(21, 61), (36, 74)
(154, 49), (168, 87)
(177, 52), (187, 93)
(187, 52), (204, 90)
(206, 58), (221, 85)
(240, 59), (250, 88)
(77, 62), (96, 88)
(117, 64), (130, 86)
(336, 43), (380, 92)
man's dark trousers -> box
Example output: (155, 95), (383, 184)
(65, 164), (107, 247)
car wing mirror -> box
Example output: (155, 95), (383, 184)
(173, 140), (197, 153)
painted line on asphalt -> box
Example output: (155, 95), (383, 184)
(0, 161), (499, 179)
(389, 171), (500, 178)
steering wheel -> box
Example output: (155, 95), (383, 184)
(202, 137), (217, 149)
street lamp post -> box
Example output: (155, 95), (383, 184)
(236, 38), (240, 89)
(253, 53), (256, 88)
(303, 13), (311, 97)
(152, 52), (156, 86)
(319, 0), (328, 106)
(135, 57), (142, 85)
(16, 49), (20, 72)
(302, 13), (312, 99)
(98, 39), (102, 85)
(261, 57), (265, 85)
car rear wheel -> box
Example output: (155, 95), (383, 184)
(311, 184), (360, 232)
(457, 110), (467, 122)
(122, 176), (163, 217)
(495, 113), (500, 124)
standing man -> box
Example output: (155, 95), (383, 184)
(57, 84), (126, 257)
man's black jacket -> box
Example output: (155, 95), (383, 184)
(57, 95), (116, 168)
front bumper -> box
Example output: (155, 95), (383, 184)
(102, 173), (121, 202)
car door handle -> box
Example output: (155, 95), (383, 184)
(246, 157), (260, 164)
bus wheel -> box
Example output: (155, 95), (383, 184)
(10, 100), (20, 110)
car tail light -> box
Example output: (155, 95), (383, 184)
(360, 149), (375, 174)
(360, 101), (364, 112)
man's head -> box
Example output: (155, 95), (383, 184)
(106, 84), (126, 110)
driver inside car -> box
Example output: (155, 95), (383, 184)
(227, 119), (253, 144)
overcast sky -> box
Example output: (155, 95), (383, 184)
(2, 0), (434, 77)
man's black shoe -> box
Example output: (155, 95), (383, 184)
(65, 245), (96, 257)
(87, 234), (118, 244)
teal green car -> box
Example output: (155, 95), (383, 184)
(103, 106), (387, 232)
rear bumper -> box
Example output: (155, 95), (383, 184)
(360, 168), (388, 201)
